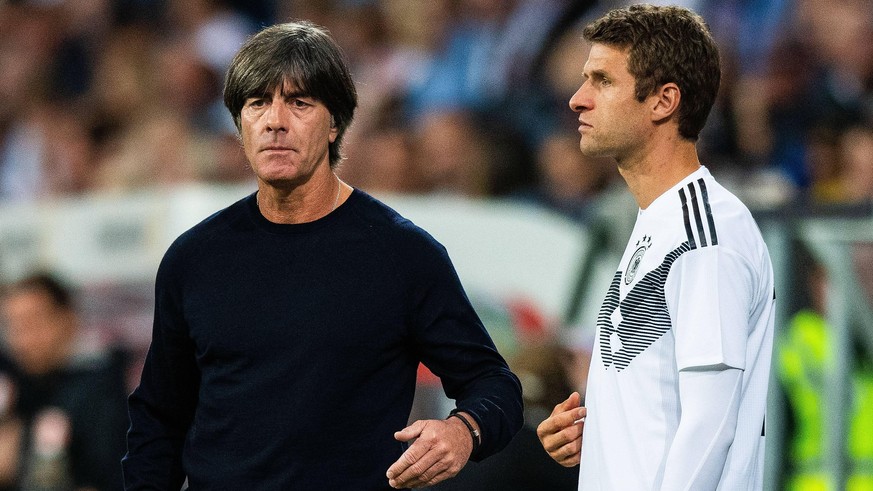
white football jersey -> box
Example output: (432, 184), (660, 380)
(579, 166), (775, 490)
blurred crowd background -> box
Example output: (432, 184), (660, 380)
(1, 0), (870, 210)
(1, 0), (872, 490)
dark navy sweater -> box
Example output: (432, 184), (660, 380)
(122, 189), (523, 490)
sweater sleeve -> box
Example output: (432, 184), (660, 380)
(122, 246), (199, 490)
(404, 233), (523, 461)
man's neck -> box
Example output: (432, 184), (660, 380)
(617, 137), (701, 210)
(257, 169), (345, 224)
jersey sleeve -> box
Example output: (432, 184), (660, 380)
(665, 245), (756, 371)
(659, 367), (743, 490)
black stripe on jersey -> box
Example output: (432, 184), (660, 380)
(678, 188), (697, 249)
(597, 242), (693, 371)
(698, 178), (719, 246)
(687, 183), (708, 247)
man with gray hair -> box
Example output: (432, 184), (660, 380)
(122, 21), (522, 490)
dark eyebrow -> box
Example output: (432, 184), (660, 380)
(245, 86), (312, 101)
(587, 69), (609, 81)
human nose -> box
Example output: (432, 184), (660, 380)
(264, 98), (289, 133)
(569, 83), (591, 113)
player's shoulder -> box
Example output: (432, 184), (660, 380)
(663, 169), (762, 253)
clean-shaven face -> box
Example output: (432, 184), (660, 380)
(240, 80), (338, 188)
(569, 43), (653, 162)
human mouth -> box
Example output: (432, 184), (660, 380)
(261, 145), (293, 152)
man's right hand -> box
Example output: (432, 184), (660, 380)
(536, 391), (586, 467)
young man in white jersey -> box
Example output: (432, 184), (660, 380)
(536, 4), (775, 490)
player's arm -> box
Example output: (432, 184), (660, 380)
(663, 244), (757, 490)
(659, 365), (742, 490)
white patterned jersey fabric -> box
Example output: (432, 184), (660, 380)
(578, 166), (775, 491)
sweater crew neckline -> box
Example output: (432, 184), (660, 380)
(245, 188), (361, 234)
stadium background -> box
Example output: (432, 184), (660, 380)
(0, 0), (871, 489)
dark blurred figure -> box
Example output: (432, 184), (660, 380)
(0, 273), (129, 491)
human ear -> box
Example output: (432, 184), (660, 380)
(651, 83), (680, 123)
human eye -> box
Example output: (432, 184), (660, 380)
(589, 72), (610, 87)
(246, 97), (267, 109)
(291, 98), (311, 108)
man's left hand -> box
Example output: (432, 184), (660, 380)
(386, 415), (475, 489)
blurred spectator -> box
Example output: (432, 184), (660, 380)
(88, 25), (158, 135)
(319, 1), (449, 194)
(151, 36), (230, 135)
(164, 0), (256, 77)
(806, 125), (846, 204)
(0, 273), (129, 491)
(776, 248), (873, 491)
(0, 0), (871, 204)
(412, 109), (494, 197)
(0, 97), (98, 200)
(806, 123), (873, 204)
(339, 96), (426, 194)
(405, 0), (565, 109)
(514, 129), (616, 224)
(838, 124), (873, 202)
(397, 106), (533, 197)
(0, 4), (67, 202)
(405, 0), (578, 150)
(798, 0), (873, 126)
(702, 0), (791, 77)
(719, 0), (873, 195)
(731, 38), (823, 190)
(535, 21), (594, 138)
